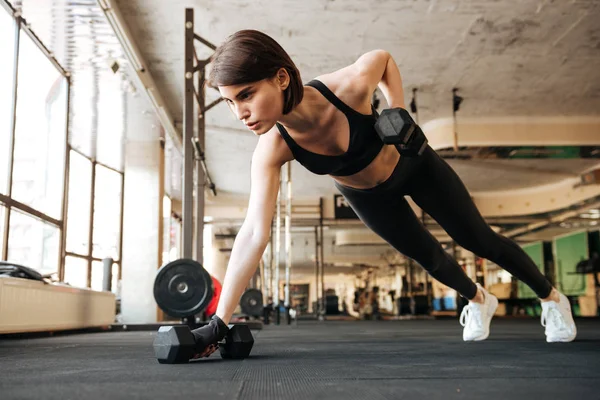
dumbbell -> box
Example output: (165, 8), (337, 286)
(374, 107), (428, 156)
(153, 323), (254, 364)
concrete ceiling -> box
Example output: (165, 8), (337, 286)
(116, 0), (600, 199)
(118, 0), (600, 120)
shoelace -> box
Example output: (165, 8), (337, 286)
(541, 306), (568, 332)
(460, 304), (483, 328)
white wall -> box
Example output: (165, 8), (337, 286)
(120, 93), (162, 323)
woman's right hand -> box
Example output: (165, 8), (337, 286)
(190, 315), (229, 358)
(192, 344), (219, 359)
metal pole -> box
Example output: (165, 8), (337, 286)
(2, 19), (20, 261)
(117, 85), (126, 282)
(182, 8), (195, 259)
(273, 176), (282, 320)
(58, 121), (70, 280)
(319, 197), (325, 319)
(284, 162), (292, 324)
(102, 257), (113, 292)
(269, 233), (274, 300)
(259, 256), (264, 293)
(87, 164), (96, 288)
(284, 162), (292, 307)
(87, 36), (99, 287)
(263, 239), (271, 301)
(195, 41), (206, 264)
(314, 226), (319, 315)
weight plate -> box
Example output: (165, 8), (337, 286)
(205, 276), (222, 317)
(153, 259), (213, 318)
(240, 288), (263, 317)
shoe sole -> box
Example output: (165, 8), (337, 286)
(464, 296), (499, 342)
(546, 325), (577, 343)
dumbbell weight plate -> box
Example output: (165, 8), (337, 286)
(205, 276), (222, 317)
(219, 324), (255, 359)
(240, 289), (264, 317)
(154, 325), (196, 364)
(153, 259), (213, 318)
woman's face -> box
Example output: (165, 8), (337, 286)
(219, 70), (289, 135)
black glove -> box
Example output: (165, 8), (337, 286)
(191, 315), (229, 350)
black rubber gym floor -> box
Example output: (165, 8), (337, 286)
(1, 318), (599, 400)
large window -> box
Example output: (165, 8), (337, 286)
(7, 210), (60, 277)
(69, 69), (94, 158)
(63, 255), (87, 288)
(92, 165), (122, 261)
(97, 70), (124, 171)
(12, 30), (67, 219)
(66, 150), (92, 255)
(0, 8), (16, 195)
(1, 4), (126, 290)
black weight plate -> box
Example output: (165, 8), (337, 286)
(240, 289), (263, 317)
(153, 259), (213, 318)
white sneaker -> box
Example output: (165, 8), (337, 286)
(541, 292), (577, 343)
(460, 283), (499, 341)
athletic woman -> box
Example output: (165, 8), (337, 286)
(190, 30), (577, 357)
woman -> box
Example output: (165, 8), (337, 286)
(190, 30), (576, 357)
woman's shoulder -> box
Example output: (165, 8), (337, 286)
(314, 64), (365, 94)
(313, 65), (373, 114)
(315, 50), (390, 96)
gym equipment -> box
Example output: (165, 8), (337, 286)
(397, 295), (430, 315)
(325, 295), (340, 315)
(413, 295), (430, 315)
(398, 296), (411, 315)
(240, 288), (264, 317)
(153, 259), (214, 318)
(576, 256), (600, 274)
(205, 276), (222, 317)
(154, 324), (254, 364)
(0, 262), (47, 282)
(374, 108), (428, 157)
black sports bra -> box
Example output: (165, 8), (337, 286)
(276, 80), (383, 176)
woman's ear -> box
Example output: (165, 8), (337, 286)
(275, 68), (290, 90)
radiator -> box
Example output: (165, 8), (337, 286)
(0, 277), (116, 334)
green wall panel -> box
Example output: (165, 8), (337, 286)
(553, 231), (588, 296)
(518, 242), (544, 299)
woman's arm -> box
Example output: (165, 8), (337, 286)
(215, 129), (292, 324)
(354, 50), (406, 109)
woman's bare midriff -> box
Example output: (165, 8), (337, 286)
(332, 144), (400, 189)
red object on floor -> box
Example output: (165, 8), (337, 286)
(205, 276), (222, 316)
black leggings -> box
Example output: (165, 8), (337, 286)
(335, 146), (553, 300)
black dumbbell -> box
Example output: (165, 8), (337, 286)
(374, 108), (428, 157)
(153, 324), (254, 364)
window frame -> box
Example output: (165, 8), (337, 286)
(0, 5), (71, 278)
(62, 147), (124, 287)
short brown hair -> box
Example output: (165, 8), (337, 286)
(208, 30), (303, 114)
